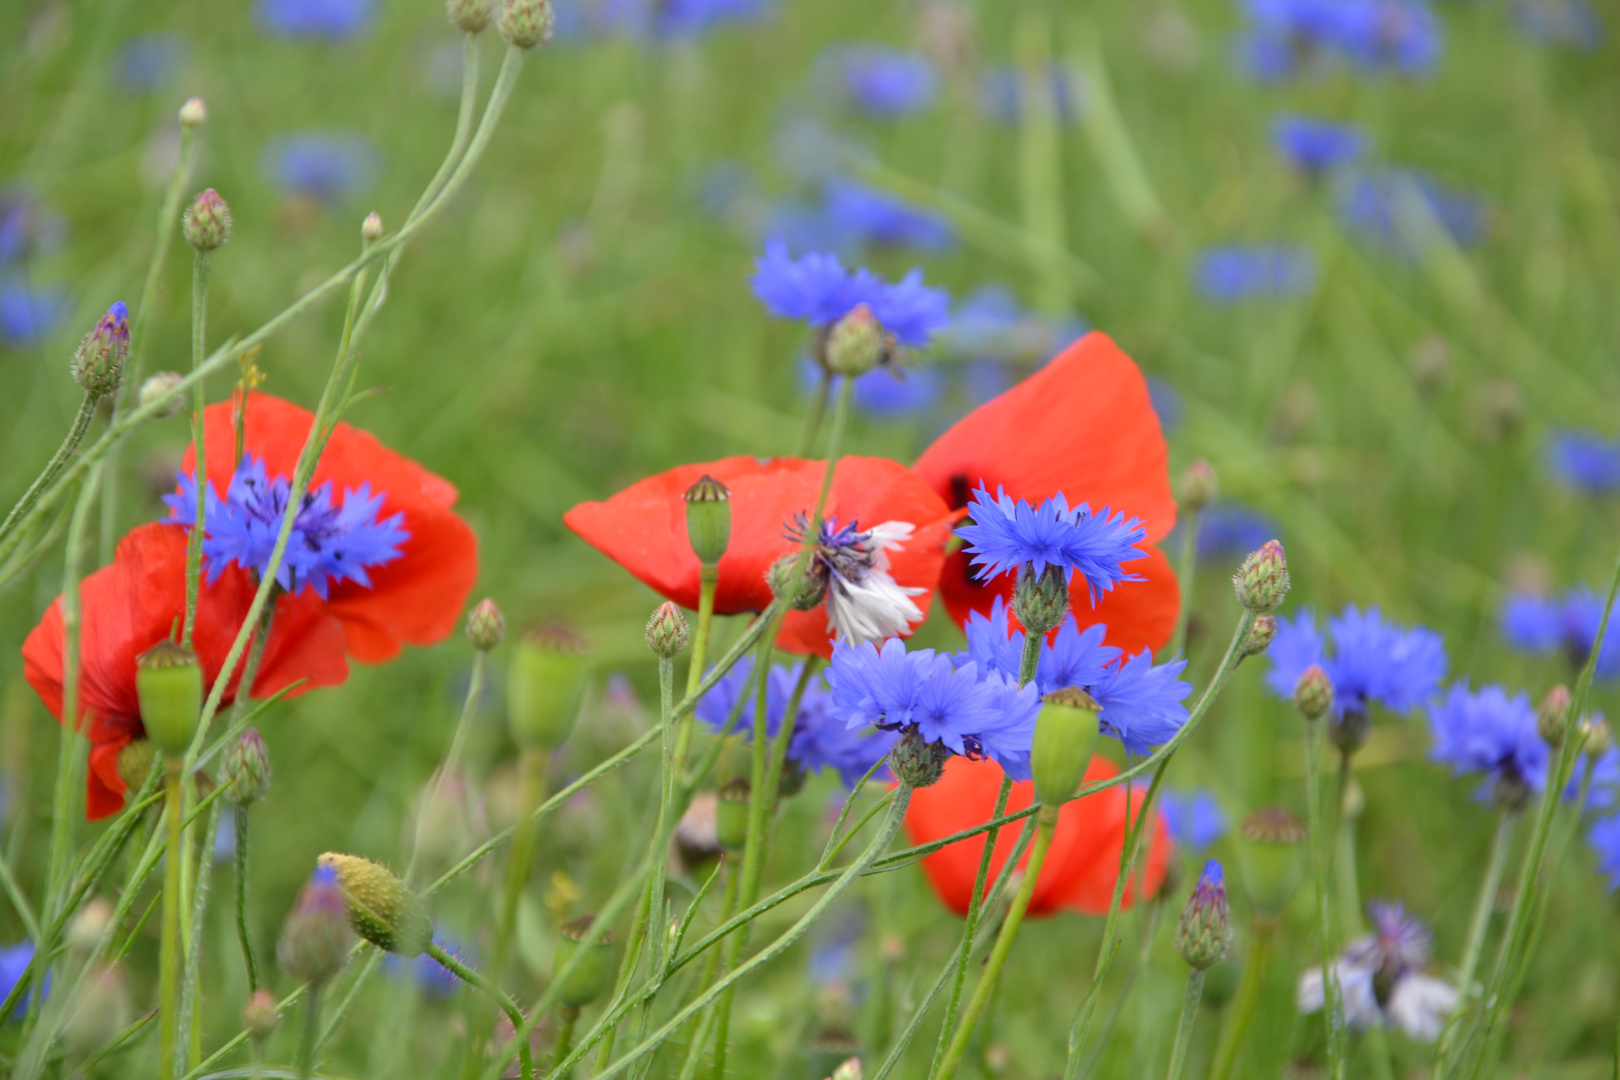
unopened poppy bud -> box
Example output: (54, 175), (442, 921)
(1538, 684), (1572, 746)
(136, 640), (202, 756)
(1174, 860), (1233, 970)
(277, 864), (354, 986)
(507, 621), (589, 750)
(768, 554), (826, 610)
(646, 602), (690, 659)
(1583, 715), (1613, 759)
(318, 853), (432, 957)
(498, 0), (553, 47)
(822, 303), (890, 377)
(1234, 540), (1289, 613)
(716, 778), (750, 852)
(1293, 665), (1334, 722)
(1179, 459), (1218, 512)
(116, 738), (158, 790)
(684, 475), (731, 566)
(1031, 688), (1101, 810)
(448, 0), (494, 31)
(466, 598), (505, 652)
(223, 728), (272, 805)
(1244, 614), (1277, 657)
(182, 189), (232, 252)
(1238, 806), (1306, 919)
(179, 96), (207, 130)
(1012, 563), (1069, 637)
(243, 987), (279, 1040)
(72, 302), (130, 398)
(138, 371), (185, 418)
(553, 914), (614, 1009)
(891, 729), (950, 789)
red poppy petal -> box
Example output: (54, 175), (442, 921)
(86, 736), (133, 821)
(256, 590), (351, 695)
(912, 332), (1176, 542)
(1048, 784), (1172, 915)
(323, 508), (478, 662)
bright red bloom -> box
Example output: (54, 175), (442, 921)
(22, 524), (347, 819)
(912, 332), (1179, 654)
(563, 455), (955, 658)
(903, 754), (1171, 917)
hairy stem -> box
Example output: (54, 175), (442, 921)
(427, 941), (532, 1080)
(1163, 967), (1207, 1080)
(1, 394), (98, 552)
(159, 763), (185, 1080)
(1304, 718), (1346, 1080)
(182, 252), (210, 648)
(235, 805), (258, 990)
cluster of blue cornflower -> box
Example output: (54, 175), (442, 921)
(751, 240), (949, 350)
(1235, 0), (1443, 81)
(1500, 587), (1620, 680)
(0, 189), (67, 348)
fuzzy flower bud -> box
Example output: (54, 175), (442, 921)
(361, 211), (384, 244)
(498, 0), (554, 47)
(116, 738), (158, 791)
(508, 621), (589, 750)
(1031, 688), (1101, 810)
(243, 988), (279, 1040)
(448, 0), (494, 31)
(1583, 715), (1614, 759)
(1233, 540), (1289, 613)
(277, 865), (354, 986)
(831, 1059), (863, 1080)
(1174, 860), (1234, 970)
(554, 914), (614, 1009)
(71, 302), (130, 397)
(178, 97), (207, 130)
(182, 189), (232, 252)
(1179, 459), (1218, 513)
(767, 554), (826, 610)
(1012, 563), (1069, 638)
(466, 598), (506, 652)
(136, 640), (202, 756)
(67, 898), (114, 954)
(822, 303), (891, 377)
(1238, 806), (1306, 919)
(684, 474), (731, 566)
(222, 728), (273, 805)
(317, 853), (432, 957)
(1244, 614), (1277, 657)
(1538, 684), (1572, 747)
(1293, 665), (1334, 722)
(138, 371), (186, 418)
(891, 729), (950, 789)
(646, 602), (690, 659)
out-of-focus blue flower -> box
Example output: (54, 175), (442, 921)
(113, 34), (188, 92)
(596, 0), (772, 39)
(1271, 115), (1367, 174)
(1512, 0), (1604, 49)
(1425, 683), (1547, 794)
(1589, 813), (1620, 890)
(0, 941), (40, 1019)
(213, 811), (237, 863)
(957, 486), (1147, 603)
(1546, 431), (1620, 494)
(933, 286), (1087, 366)
(1573, 745), (1620, 811)
(1239, 0), (1442, 78)
(385, 938), (467, 997)
(1160, 789), (1228, 851)
(0, 189), (65, 265)
(0, 280), (68, 346)
(822, 179), (955, 252)
(1267, 606), (1447, 719)
(751, 240), (950, 348)
(1146, 375), (1183, 433)
(262, 132), (377, 203)
(1196, 502), (1281, 562)
(1194, 244), (1317, 302)
(799, 359), (944, 417)
(256, 0), (372, 39)
(1335, 167), (1486, 256)
(1499, 589), (1620, 680)
(1299, 900), (1457, 1039)
(829, 45), (939, 117)
(977, 63), (1082, 125)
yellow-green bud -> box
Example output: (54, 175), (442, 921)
(448, 0), (494, 31)
(136, 640), (202, 756)
(553, 914), (614, 1009)
(116, 738), (159, 790)
(684, 474), (731, 566)
(67, 897), (114, 954)
(1178, 458), (1218, 513)
(1244, 614), (1277, 657)
(831, 1057), (863, 1080)
(1174, 860), (1233, 970)
(821, 303), (891, 377)
(182, 188), (232, 252)
(1237, 806), (1306, 919)
(467, 597), (506, 652)
(178, 97), (207, 130)
(498, 0), (553, 47)
(507, 622), (589, 750)
(243, 987), (279, 1040)
(1583, 715), (1613, 759)
(1233, 540), (1289, 613)
(138, 371), (185, 418)
(1538, 684), (1572, 747)
(1031, 688), (1101, 809)
(317, 853), (432, 957)
(1293, 665), (1334, 722)
(646, 602), (690, 659)
(716, 778), (750, 852)
(222, 728), (272, 805)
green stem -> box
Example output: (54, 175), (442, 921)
(1458, 811), (1516, 1001)
(235, 805), (258, 990)
(1206, 920), (1274, 1080)
(1304, 718), (1346, 1080)
(405, 648), (487, 887)
(1169, 505), (1201, 657)
(159, 763), (185, 1080)
(684, 566), (717, 702)
(797, 370), (831, 457)
(646, 656), (679, 974)
(1163, 967), (1207, 1080)
(177, 796), (222, 1070)
(182, 252), (210, 648)
(426, 941), (532, 1080)
(297, 984), (322, 1080)
(497, 748), (547, 972)
(554, 1009), (579, 1078)
(0, 394), (98, 551)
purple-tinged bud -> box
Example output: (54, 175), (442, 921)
(1293, 665), (1333, 722)
(223, 729), (273, 805)
(136, 640), (202, 756)
(1244, 614), (1277, 657)
(138, 371), (185, 418)
(1238, 806), (1305, 919)
(646, 601), (690, 659)
(497, 0), (554, 48)
(243, 987), (279, 1040)
(716, 778), (750, 852)
(1233, 540), (1289, 613)
(554, 914), (613, 1009)
(821, 303), (891, 377)
(317, 852), (432, 957)
(178, 97), (206, 130)
(71, 301), (130, 397)
(448, 0), (494, 32)
(182, 189), (232, 252)
(891, 729), (950, 789)
(1012, 563), (1069, 637)
(1538, 684), (1572, 747)
(1174, 859), (1233, 970)
(1031, 688), (1101, 810)
(684, 474), (731, 566)
(1178, 459), (1218, 513)
(116, 738), (158, 790)
(466, 598), (505, 652)
(277, 865), (355, 986)
(508, 621), (590, 750)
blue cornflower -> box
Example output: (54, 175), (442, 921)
(385, 937), (468, 997)
(256, 0), (372, 38)
(1266, 606), (1447, 719)
(1194, 244), (1317, 303)
(1161, 789), (1228, 851)
(799, 359), (944, 418)
(1196, 502), (1281, 562)
(1589, 813), (1620, 890)
(1512, 0), (1604, 49)
(1499, 589), (1620, 679)
(751, 240), (950, 348)
(164, 454), (408, 600)
(0, 941), (40, 1019)
(956, 485), (1147, 604)
(1425, 683), (1548, 797)
(1335, 167), (1486, 257)
(0, 189), (65, 266)
(831, 46), (939, 117)
(262, 132), (377, 203)
(822, 179), (955, 253)
(934, 286), (1087, 366)
(596, 0), (771, 39)
(977, 63), (1082, 126)
(113, 34), (188, 92)
(1546, 431), (1620, 493)
(1270, 115), (1368, 174)
(1241, 0), (1442, 77)
(0, 280), (67, 346)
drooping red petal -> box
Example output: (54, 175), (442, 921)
(86, 734), (135, 821)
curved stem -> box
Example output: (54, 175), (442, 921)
(0, 394), (98, 549)
(1163, 968), (1207, 1080)
(427, 941), (532, 1080)
(235, 805), (258, 990)
(159, 763), (185, 1080)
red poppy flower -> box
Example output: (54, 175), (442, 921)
(22, 524), (347, 819)
(903, 754), (1171, 917)
(912, 332), (1179, 654)
(182, 392), (478, 663)
(563, 455), (955, 658)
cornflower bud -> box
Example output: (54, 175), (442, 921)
(178, 96), (207, 130)
(715, 778), (750, 852)
(138, 371), (185, 418)
(891, 729), (950, 789)
(1293, 665), (1334, 722)
(116, 738), (158, 790)
(1538, 684), (1572, 747)
(831, 1057), (863, 1080)
(1174, 859), (1233, 970)
(448, 0), (494, 32)
(1012, 563), (1069, 637)
(357, 213), (384, 246)
(135, 640), (202, 757)
(71, 302), (130, 398)
(467, 597), (505, 652)
(553, 914), (613, 1009)
(684, 474), (731, 566)
(1178, 459), (1218, 513)
(182, 189), (232, 252)
(507, 621), (589, 750)
(277, 865), (354, 986)
(822, 303), (890, 377)
(1233, 540), (1289, 613)
(1244, 614), (1277, 657)
(1237, 806), (1306, 920)
(768, 554), (825, 610)
(646, 601), (690, 659)
(498, 0), (554, 48)
(1031, 688), (1101, 810)
(317, 853), (433, 957)
(1583, 715), (1613, 759)
(243, 988), (279, 1040)
(222, 728), (272, 805)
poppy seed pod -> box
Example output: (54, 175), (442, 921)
(683, 474), (731, 566)
(71, 302), (130, 398)
(821, 303), (891, 377)
(1031, 688), (1101, 809)
(1174, 860), (1233, 970)
(1293, 665), (1334, 722)
(646, 602), (690, 659)
(1012, 563), (1069, 637)
(497, 0), (553, 47)
(507, 622), (589, 750)
(1233, 540), (1289, 613)
(222, 728), (272, 805)
(553, 914), (614, 1009)
(317, 853), (433, 957)
(135, 640), (202, 756)
(1238, 806), (1306, 919)
(182, 189), (232, 252)
(277, 865), (354, 986)
(715, 778), (751, 852)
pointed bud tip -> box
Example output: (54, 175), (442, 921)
(1293, 664), (1334, 721)
(645, 601), (690, 659)
(467, 598), (505, 651)
(1234, 539), (1289, 613)
(182, 188), (232, 252)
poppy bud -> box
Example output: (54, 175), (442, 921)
(467, 598), (506, 652)
(317, 853), (433, 957)
(1178, 459), (1218, 513)
(1537, 684), (1572, 747)
(1237, 806), (1305, 919)
(182, 189), (232, 252)
(116, 738), (158, 790)
(448, 0), (493, 32)
(683, 475), (731, 566)
(507, 621), (589, 751)
(178, 96), (207, 130)
(1031, 688), (1101, 809)
(553, 914), (613, 1009)
(70, 301), (131, 398)
(1233, 540), (1289, 613)
(1293, 665), (1333, 722)
(136, 640), (202, 757)
(243, 987), (279, 1040)
(1174, 859), (1233, 970)
(716, 778), (750, 852)
(1244, 614), (1277, 657)
(277, 865), (354, 986)
(822, 304), (890, 377)
(361, 212), (384, 244)
(497, 0), (553, 48)
(1012, 563), (1069, 637)
(1583, 715), (1613, 759)
(767, 554), (826, 610)
(138, 371), (185, 418)
(646, 602), (690, 659)
(890, 729), (950, 789)
(222, 728), (272, 805)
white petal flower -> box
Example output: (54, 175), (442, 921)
(1297, 959), (1382, 1032)
(1386, 973), (1458, 1041)
(824, 521), (927, 644)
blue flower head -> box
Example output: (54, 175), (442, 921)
(263, 132), (377, 203)
(0, 941), (40, 1020)
(832, 46), (938, 116)
(1270, 115), (1368, 174)
(165, 454), (408, 600)
(1160, 789), (1228, 851)
(114, 34), (188, 92)
(822, 179), (955, 253)
(1425, 683), (1548, 795)
(1589, 812), (1620, 890)
(1194, 244), (1317, 303)
(1240, 0), (1442, 77)
(1335, 167), (1485, 257)
(0, 280), (67, 346)
(751, 240), (949, 348)
(1196, 502), (1281, 562)
(1266, 606), (1447, 719)
(593, 0), (771, 39)
(256, 0), (372, 38)
(1546, 431), (1620, 494)
(1500, 588), (1620, 680)
(955, 485), (1147, 605)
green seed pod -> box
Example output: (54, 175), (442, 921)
(715, 778), (750, 852)
(1293, 665), (1334, 722)
(1233, 540), (1289, 613)
(497, 0), (553, 47)
(553, 914), (614, 1009)
(136, 641), (202, 757)
(182, 188), (232, 252)
(1012, 563), (1069, 637)
(890, 729), (950, 789)
(222, 728), (273, 805)
(645, 602), (690, 659)
(507, 622), (589, 751)
(821, 304), (890, 377)
(684, 475), (731, 567)
(1237, 806), (1306, 920)
(1031, 688), (1101, 808)
(318, 853), (432, 957)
